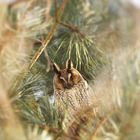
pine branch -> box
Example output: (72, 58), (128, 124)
(29, 0), (68, 70)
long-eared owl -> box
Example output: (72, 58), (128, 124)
(53, 59), (93, 130)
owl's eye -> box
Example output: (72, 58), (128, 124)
(59, 76), (67, 83)
(68, 73), (72, 82)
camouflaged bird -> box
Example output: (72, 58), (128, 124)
(53, 59), (95, 132)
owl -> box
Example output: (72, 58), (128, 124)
(53, 59), (94, 132)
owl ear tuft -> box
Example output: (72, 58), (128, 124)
(53, 63), (60, 74)
(66, 59), (73, 70)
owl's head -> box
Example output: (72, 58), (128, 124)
(53, 59), (83, 91)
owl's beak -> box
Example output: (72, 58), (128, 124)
(66, 83), (73, 89)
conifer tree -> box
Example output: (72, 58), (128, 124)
(0, 0), (140, 140)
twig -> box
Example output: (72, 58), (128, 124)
(59, 21), (85, 37)
(29, 22), (57, 69)
(54, 0), (58, 22)
(45, 0), (52, 20)
(90, 116), (108, 140)
(55, 0), (68, 22)
(44, 48), (52, 72)
(29, 0), (68, 69)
